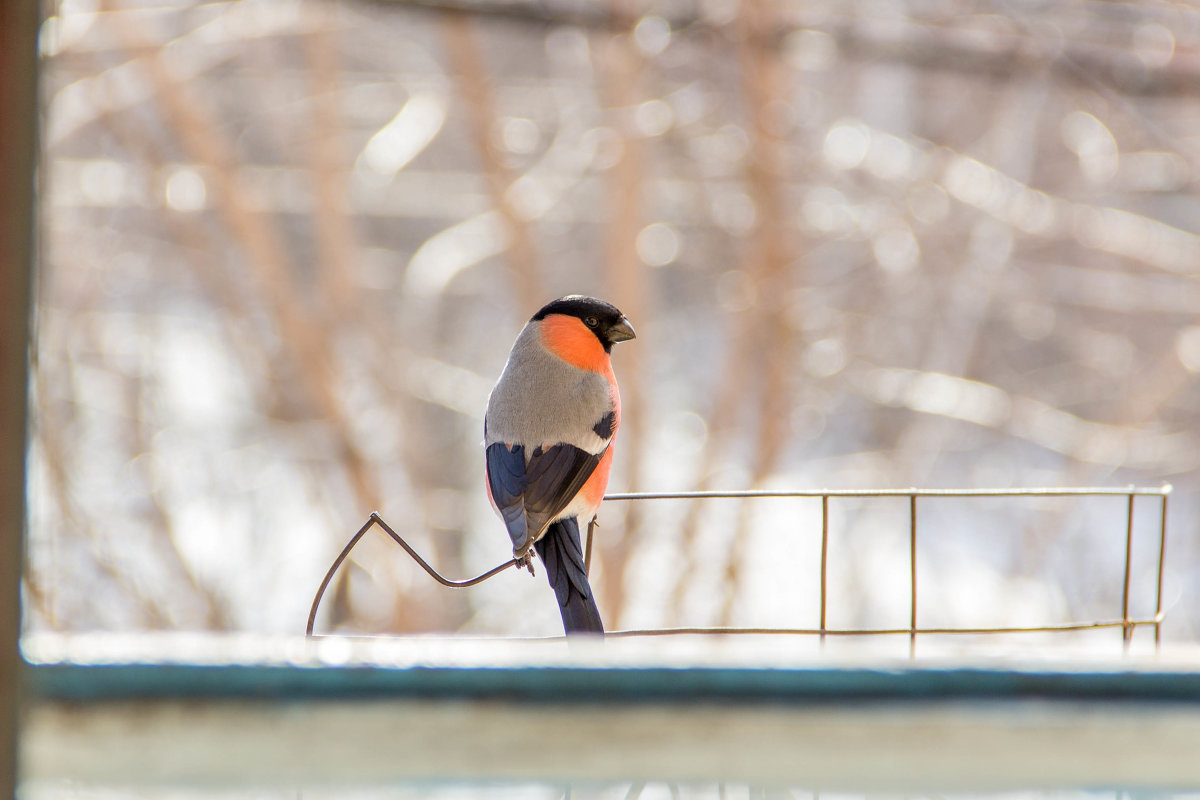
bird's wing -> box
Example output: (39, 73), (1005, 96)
(485, 442), (529, 551)
(485, 441), (604, 556)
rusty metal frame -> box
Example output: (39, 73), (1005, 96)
(306, 511), (521, 636)
(309, 485), (1172, 652)
(602, 486), (1171, 651)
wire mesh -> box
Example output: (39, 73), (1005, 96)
(307, 485), (1172, 653)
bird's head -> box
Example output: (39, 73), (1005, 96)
(532, 295), (636, 353)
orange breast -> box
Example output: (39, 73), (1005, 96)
(539, 314), (610, 375)
(537, 312), (622, 515)
(580, 445), (614, 509)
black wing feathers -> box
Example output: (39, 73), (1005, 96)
(523, 444), (601, 519)
(486, 438), (607, 636)
(485, 443), (528, 545)
(486, 441), (605, 552)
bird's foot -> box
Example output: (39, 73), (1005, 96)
(516, 551), (536, 576)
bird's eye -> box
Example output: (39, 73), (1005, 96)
(584, 316), (599, 328)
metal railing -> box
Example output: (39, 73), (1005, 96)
(308, 485), (1172, 653)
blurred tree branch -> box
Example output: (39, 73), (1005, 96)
(358, 0), (1200, 96)
(595, 0), (649, 627)
(104, 7), (385, 516)
(716, 0), (800, 626)
(665, 0), (800, 627)
(304, 3), (360, 318)
(443, 10), (545, 307)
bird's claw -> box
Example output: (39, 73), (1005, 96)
(516, 551), (536, 576)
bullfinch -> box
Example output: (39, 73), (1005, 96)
(484, 295), (636, 635)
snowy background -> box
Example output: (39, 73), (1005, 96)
(29, 0), (1200, 651)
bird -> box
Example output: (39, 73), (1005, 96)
(484, 295), (636, 636)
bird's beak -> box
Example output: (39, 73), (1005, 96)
(608, 317), (636, 343)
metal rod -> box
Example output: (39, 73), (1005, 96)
(1122, 492), (1135, 650)
(819, 495), (829, 646)
(1155, 492), (1169, 649)
(604, 486), (1172, 501)
(909, 494), (918, 659)
(585, 517), (596, 577)
(307, 513), (519, 636)
(605, 618), (1163, 638)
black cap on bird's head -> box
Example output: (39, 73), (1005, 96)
(532, 295), (636, 352)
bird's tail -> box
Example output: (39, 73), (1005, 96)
(533, 517), (604, 635)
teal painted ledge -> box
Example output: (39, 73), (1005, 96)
(22, 632), (1200, 706)
(20, 635), (1200, 790)
(27, 660), (1200, 706)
